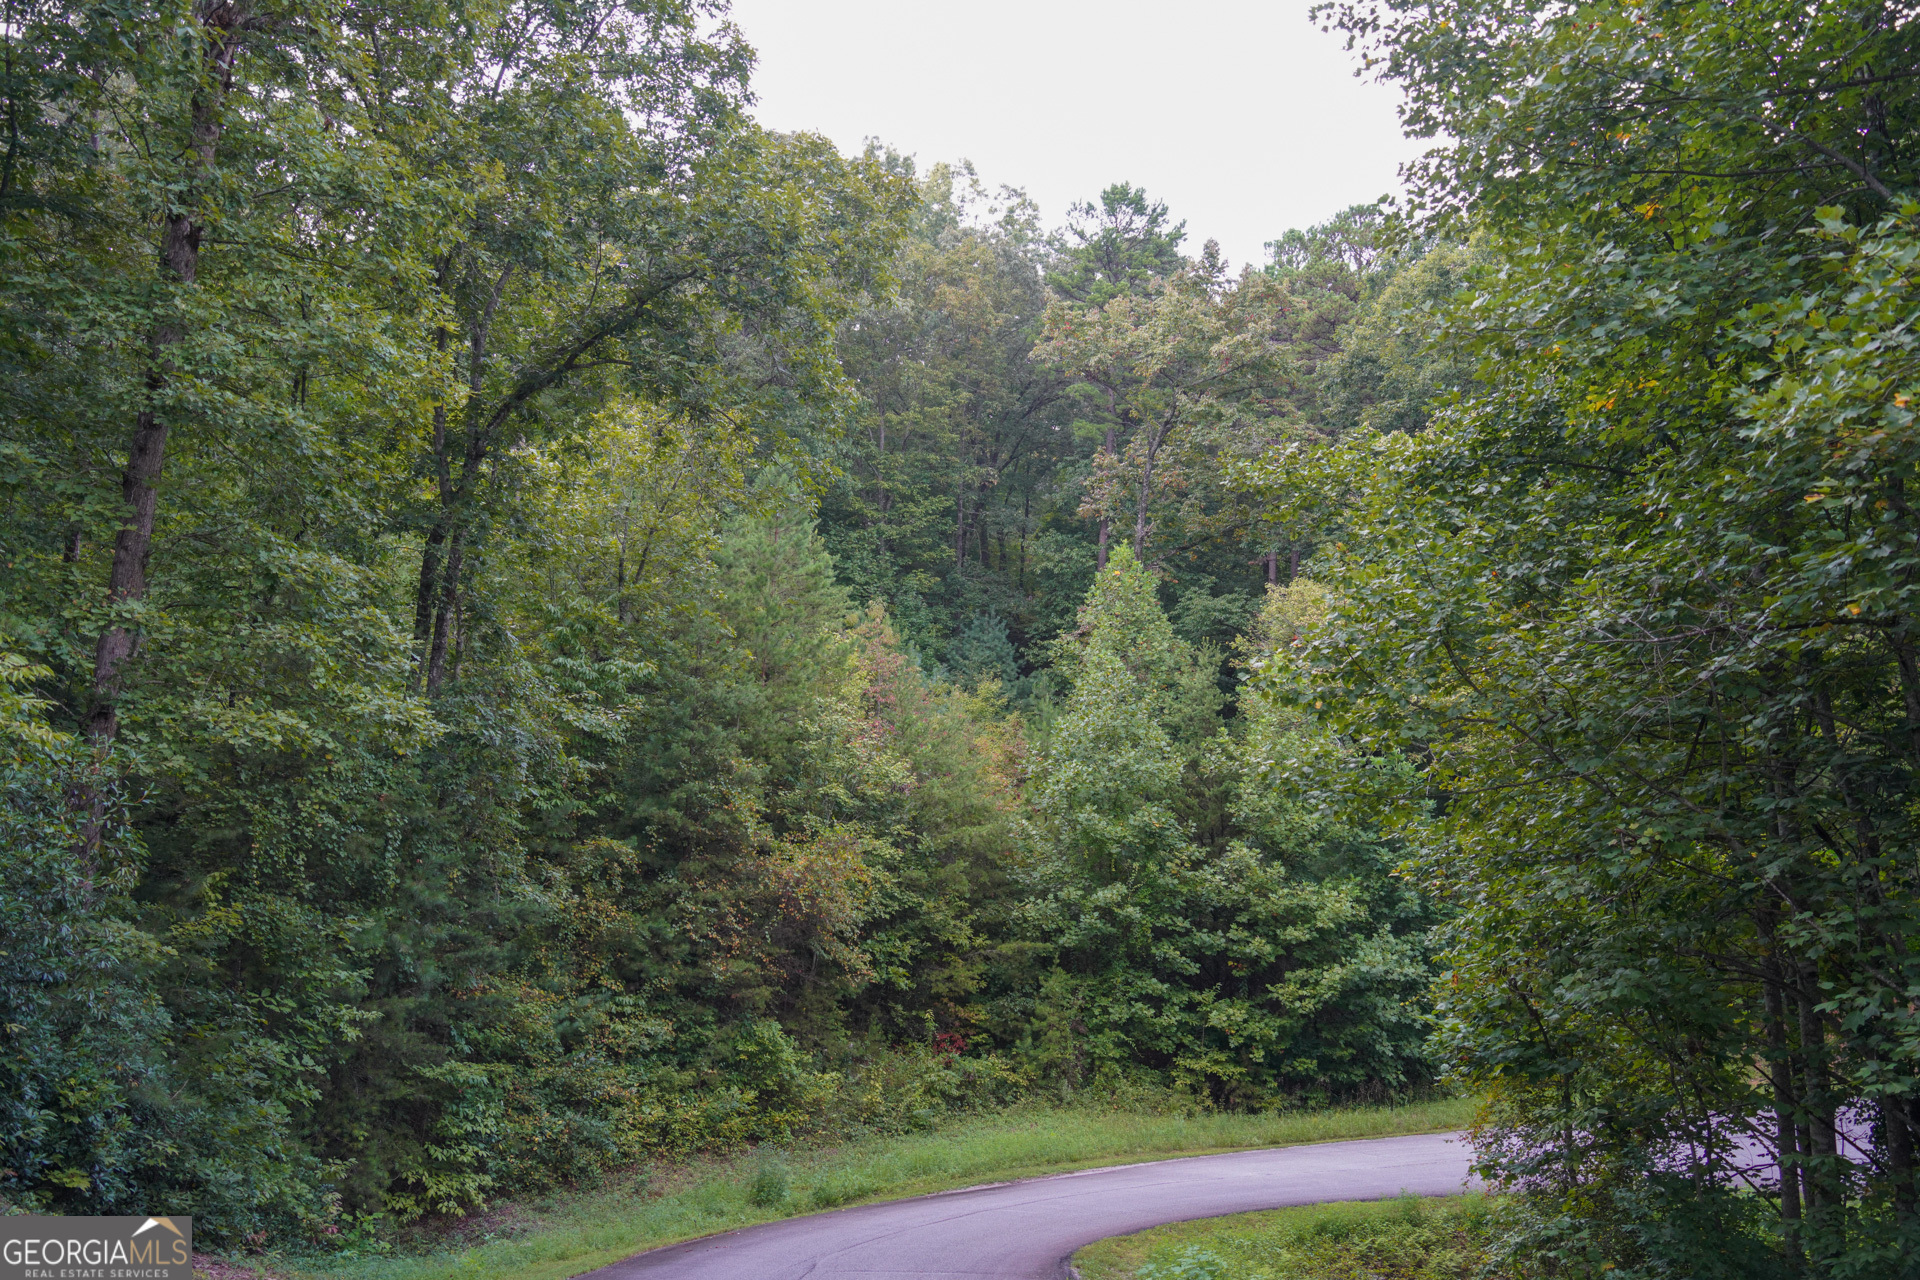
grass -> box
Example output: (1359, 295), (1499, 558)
(1072, 1192), (1498, 1280)
(273, 1096), (1474, 1280)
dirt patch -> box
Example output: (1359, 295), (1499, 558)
(405, 1198), (546, 1250)
(193, 1253), (279, 1280)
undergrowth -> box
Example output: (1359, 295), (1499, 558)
(1073, 1192), (1497, 1280)
(267, 1096), (1473, 1280)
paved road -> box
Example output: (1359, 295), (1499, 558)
(585, 1131), (1476, 1280)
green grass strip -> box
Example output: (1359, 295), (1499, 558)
(279, 1098), (1474, 1280)
(1072, 1191), (1496, 1280)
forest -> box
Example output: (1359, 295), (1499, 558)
(0, 0), (1916, 1276)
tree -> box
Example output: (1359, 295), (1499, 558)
(1290, 0), (1920, 1270)
(1264, 202), (1386, 277)
(1315, 242), (1479, 438)
(824, 159), (1076, 657)
(1018, 552), (1433, 1104)
(0, 0), (428, 850)
(1047, 181), (1188, 306)
(1035, 259), (1298, 570)
(0, 0), (922, 1232)
(349, 1), (909, 696)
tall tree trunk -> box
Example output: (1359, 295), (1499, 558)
(1132, 428), (1158, 560)
(1020, 492), (1030, 588)
(976, 482), (992, 568)
(1095, 424), (1115, 570)
(418, 265), (511, 690)
(425, 531), (463, 695)
(1265, 549), (1277, 586)
(1884, 1096), (1916, 1222)
(953, 485), (967, 570)
(1889, 625), (1920, 766)
(615, 504), (631, 625)
(413, 381), (452, 688)
(83, 6), (249, 856)
(1796, 965), (1838, 1216)
(1760, 925), (1804, 1264)
(874, 417), (889, 555)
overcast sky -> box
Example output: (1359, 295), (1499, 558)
(727, 0), (1429, 272)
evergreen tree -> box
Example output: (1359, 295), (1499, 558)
(1018, 552), (1433, 1104)
(947, 612), (1022, 691)
(1048, 182), (1189, 306)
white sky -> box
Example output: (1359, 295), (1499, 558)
(727, 0), (1430, 272)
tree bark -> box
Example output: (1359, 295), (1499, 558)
(413, 376), (451, 687)
(953, 485), (968, 570)
(1095, 424), (1115, 570)
(1760, 930), (1804, 1262)
(414, 524), (445, 657)
(615, 503), (631, 625)
(86, 3), (249, 767)
(975, 480), (992, 568)
(1796, 965), (1838, 1216)
(418, 265), (511, 690)
(875, 417), (889, 556)
(1020, 491), (1030, 587)
(1131, 425), (1159, 560)
(1888, 625), (1920, 766)
(425, 531), (463, 695)
(1884, 1095), (1916, 1221)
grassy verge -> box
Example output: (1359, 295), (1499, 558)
(1072, 1192), (1497, 1280)
(273, 1097), (1473, 1280)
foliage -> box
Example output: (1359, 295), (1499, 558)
(1317, 242), (1481, 438)
(0, 0), (1448, 1244)
(1035, 256), (1301, 574)
(820, 158), (1080, 657)
(1074, 1193), (1496, 1280)
(0, 655), (338, 1231)
(818, 167), (1424, 679)
(0, 0), (926, 1237)
(1014, 552), (1434, 1106)
(1136, 1247), (1228, 1280)
(1279, 0), (1920, 1272)
(1049, 182), (1189, 307)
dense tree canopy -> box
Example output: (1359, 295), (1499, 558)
(0, 0), (1439, 1242)
(8, 1), (1912, 1271)
(1267, 0), (1920, 1272)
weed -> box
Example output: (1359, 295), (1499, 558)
(1074, 1192), (1497, 1280)
(746, 1162), (789, 1209)
(1137, 1246), (1228, 1280)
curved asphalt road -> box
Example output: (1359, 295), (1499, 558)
(585, 1131), (1475, 1280)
